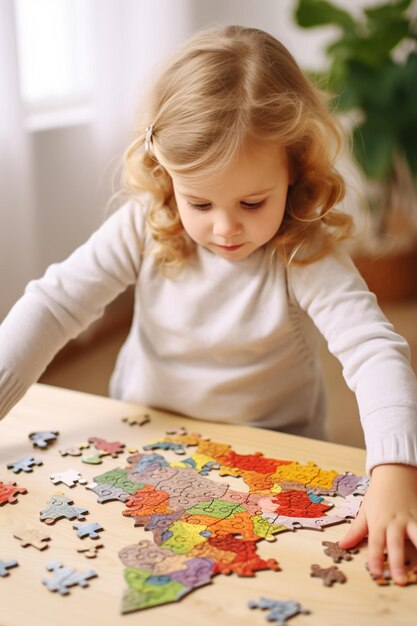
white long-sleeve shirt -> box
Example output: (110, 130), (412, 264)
(1, 200), (417, 473)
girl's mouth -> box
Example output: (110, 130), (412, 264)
(216, 244), (243, 252)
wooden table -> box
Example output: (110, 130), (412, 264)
(0, 384), (415, 626)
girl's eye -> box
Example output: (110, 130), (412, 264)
(241, 199), (266, 210)
(188, 202), (211, 211)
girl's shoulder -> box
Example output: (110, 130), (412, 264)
(106, 193), (152, 240)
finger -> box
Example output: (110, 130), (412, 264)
(406, 519), (417, 549)
(339, 509), (368, 549)
(386, 522), (407, 585)
(367, 526), (386, 577)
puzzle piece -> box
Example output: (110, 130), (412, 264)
(0, 560), (18, 576)
(81, 451), (109, 464)
(13, 527), (51, 550)
(39, 493), (89, 524)
(331, 494), (362, 519)
(144, 441), (187, 455)
(29, 431), (59, 448)
(261, 511), (345, 531)
(7, 455), (43, 473)
(322, 540), (358, 563)
(50, 468), (88, 488)
(73, 522), (104, 539)
(42, 561), (97, 595)
(0, 480), (27, 505)
(367, 559), (417, 586)
(86, 481), (131, 503)
(122, 413), (151, 426)
(77, 541), (104, 559)
(88, 437), (125, 458)
(59, 442), (90, 457)
(310, 563), (347, 586)
(248, 597), (310, 626)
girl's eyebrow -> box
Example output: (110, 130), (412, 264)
(179, 186), (275, 200)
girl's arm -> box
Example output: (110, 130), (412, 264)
(289, 250), (417, 583)
(0, 201), (144, 420)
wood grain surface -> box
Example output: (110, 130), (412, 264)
(0, 384), (416, 626)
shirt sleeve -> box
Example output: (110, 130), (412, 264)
(0, 200), (145, 420)
(288, 249), (417, 474)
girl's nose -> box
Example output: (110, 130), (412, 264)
(212, 210), (242, 238)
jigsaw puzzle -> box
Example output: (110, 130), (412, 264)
(39, 493), (89, 524)
(322, 540), (359, 563)
(77, 540), (104, 559)
(0, 559), (18, 577)
(7, 455), (43, 473)
(366, 559), (417, 586)
(13, 527), (51, 550)
(50, 468), (88, 488)
(310, 563), (347, 586)
(42, 561), (97, 595)
(85, 428), (367, 614)
(122, 413), (151, 426)
(248, 597), (310, 625)
(0, 480), (27, 505)
(29, 431), (59, 448)
(73, 522), (104, 539)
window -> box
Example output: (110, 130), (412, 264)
(14, 0), (94, 130)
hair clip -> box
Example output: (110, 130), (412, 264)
(144, 125), (153, 155)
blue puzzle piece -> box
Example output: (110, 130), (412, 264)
(7, 456), (43, 473)
(248, 597), (310, 626)
(0, 559), (18, 577)
(73, 522), (103, 539)
(42, 561), (97, 595)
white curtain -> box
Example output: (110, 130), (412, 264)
(0, 0), (192, 321)
(0, 0), (38, 320)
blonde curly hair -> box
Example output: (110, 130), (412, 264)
(123, 25), (353, 271)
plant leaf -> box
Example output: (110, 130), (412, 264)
(352, 123), (395, 179)
(295, 0), (355, 30)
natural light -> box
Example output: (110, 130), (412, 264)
(14, 0), (93, 128)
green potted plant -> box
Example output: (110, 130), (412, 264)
(294, 0), (417, 300)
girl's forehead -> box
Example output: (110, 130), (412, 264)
(170, 143), (288, 194)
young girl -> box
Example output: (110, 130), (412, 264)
(1, 25), (417, 584)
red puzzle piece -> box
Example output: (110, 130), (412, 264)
(0, 480), (27, 505)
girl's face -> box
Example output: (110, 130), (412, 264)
(169, 142), (290, 261)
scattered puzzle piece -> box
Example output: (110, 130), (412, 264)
(248, 597), (310, 626)
(77, 541), (104, 559)
(39, 493), (89, 524)
(122, 413), (151, 426)
(13, 528), (51, 550)
(322, 540), (358, 563)
(59, 443), (90, 457)
(81, 451), (109, 464)
(50, 468), (87, 488)
(29, 431), (59, 448)
(0, 480), (27, 505)
(73, 522), (104, 539)
(367, 559), (417, 586)
(88, 437), (125, 458)
(42, 561), (97, 595)
(0, 560), (18, 577)
(7, 455), (43, 473)
(310, 563), (347, 586)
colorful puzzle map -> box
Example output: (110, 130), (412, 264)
(85, 427), (367, 614)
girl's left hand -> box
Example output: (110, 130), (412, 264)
(339, 463), (417, 584)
